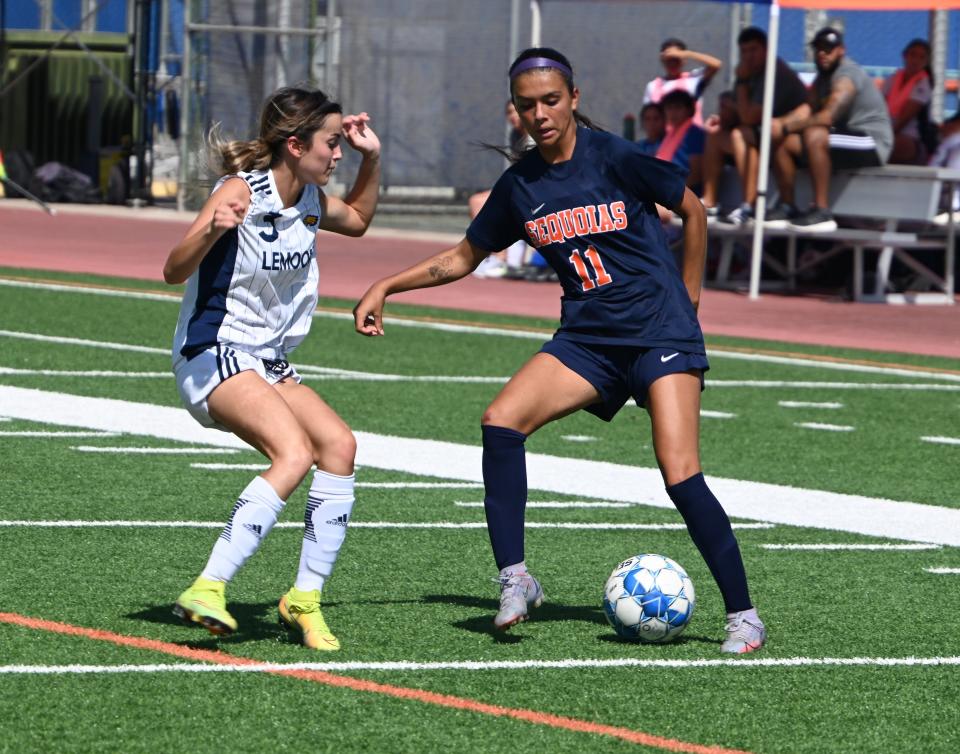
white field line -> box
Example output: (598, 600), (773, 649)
(191, 463), (269, 470)
(358, 482), (487, 489)
(6, 359), (960, 393)
(0, 368), (170, 378)
(0, 519), (771, 531)
(1, 276), (958, 381)
(761, 543), (941, 551)
(2, 326), (959, 389)
(455, 501), (633, 509)
(921, 436), (960, 446)
(318, 305), (960, 381)
(700, 410), (736, 419)
(71, 446), (240, 455)
(0, 279), (178, 303)
(708, 381), (960, 391)
(0, 431), (120, 438)
(794, 422), (855, 432)
(0, 417), (10, 422)
(560, 435), (597, 442)
(925, 567), (960, 574)
(2, 655), (959, 675)
(778, 401), (844, 409)
(3, 386), (960, 546)
(0, 329), (168, 355)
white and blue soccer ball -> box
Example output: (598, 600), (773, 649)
(603, 553), (695, 643)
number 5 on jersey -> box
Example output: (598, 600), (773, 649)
(569, 246), (613, 291)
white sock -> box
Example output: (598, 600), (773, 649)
(201, 476), (285, 583)
(727, 607), (760, 622)
(295, 470), (355, 592)
(500, 561), (528, 578)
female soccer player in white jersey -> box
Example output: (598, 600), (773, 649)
(353, 49), (765, 654)
(164, 87), (380, 650)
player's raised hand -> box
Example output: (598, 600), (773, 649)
(353, 284), (386, 336)
(210, 199), (248, 234)
(341, 113), (381, 158)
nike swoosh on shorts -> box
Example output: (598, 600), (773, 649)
(661, 353), (680, 363)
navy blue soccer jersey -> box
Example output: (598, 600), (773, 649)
(467, 127), (705, 353)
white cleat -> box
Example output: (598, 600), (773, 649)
(721, 610), (767, 654)
(493, 571), (544, 630)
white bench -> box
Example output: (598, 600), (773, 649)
(710, 165), (959, 304)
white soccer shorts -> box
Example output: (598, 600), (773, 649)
(174, 344), (301, 430)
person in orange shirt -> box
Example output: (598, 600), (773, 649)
(883, 39), (934, 165)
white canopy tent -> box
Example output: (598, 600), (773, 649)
(522, 0), (960, 299)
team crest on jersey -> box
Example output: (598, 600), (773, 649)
(303, 214), (319, 227)
(524, 201), (628, 249)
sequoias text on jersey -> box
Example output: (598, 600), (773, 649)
(523, 201), (628, 249)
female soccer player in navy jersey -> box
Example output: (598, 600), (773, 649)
(163, 87), (380, 650)
(353, 49), (765, 653)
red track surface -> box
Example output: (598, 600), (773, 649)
(2, 204), (958, 358)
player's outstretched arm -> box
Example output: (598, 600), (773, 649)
(353, 238), (488, 336)
(672, 186), (708, 313)
(163, 178), (251, 284)
(320, 113), (381, 237)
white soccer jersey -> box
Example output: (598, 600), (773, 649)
(173, 169), (323, 363)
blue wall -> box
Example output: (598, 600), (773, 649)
(4, 0), (127, 32)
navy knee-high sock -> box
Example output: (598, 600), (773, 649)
(666, 472), (752, 613)
(481, 425), (527, 570)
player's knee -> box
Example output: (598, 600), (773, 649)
(276, 435), (315, 478)
(316, 427), (357, 474)
(481, 405), (521, 432)
(660, 459), (702, 487)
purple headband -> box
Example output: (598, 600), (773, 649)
(509, 57), (573, 80)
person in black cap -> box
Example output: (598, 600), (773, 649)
(642, 37), (722, 126)
(772, 26), (894, 232)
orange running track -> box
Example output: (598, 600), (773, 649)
(1, 203), (957, 358)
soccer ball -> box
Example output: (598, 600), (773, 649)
(603, 553), (695, 643)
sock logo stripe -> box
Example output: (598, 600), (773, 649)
(220, 498), (249, 542)
(304, 497), (321, 542)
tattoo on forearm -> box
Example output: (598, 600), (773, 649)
(427, 254), (454, 282)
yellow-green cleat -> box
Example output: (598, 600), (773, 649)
(278, 587), (340, 651)
(173, 577), (238, 636)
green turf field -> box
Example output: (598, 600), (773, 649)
(1, 269), (958, 753)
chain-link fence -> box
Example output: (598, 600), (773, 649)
(178, 0), (739, 209)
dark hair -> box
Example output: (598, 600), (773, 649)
(660, 38), (687, 52)
(902, 38), (934, 87)
(738, 26), (767, 48)
(660, 89), (696, 116)
(508, 47), (602, 132)
(208, 87), (342, 174)
(640, 102), (664, 119)
(719, 90), (736, 104)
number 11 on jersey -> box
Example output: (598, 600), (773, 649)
(569, 246), (613, 291)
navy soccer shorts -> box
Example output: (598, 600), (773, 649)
(539, 339), (709, 421)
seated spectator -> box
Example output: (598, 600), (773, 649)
(657, 90), (706, 191)
(701, 26), (810, 227)
(643, 38), (722, 125)
(469, 99), (534, 278)
(638, 102), (665, 156)
(928, 112), (960, 224)
(884, 38), (934, 165)
(772, 27), (894, 232)
(699, 91), (739, 218)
